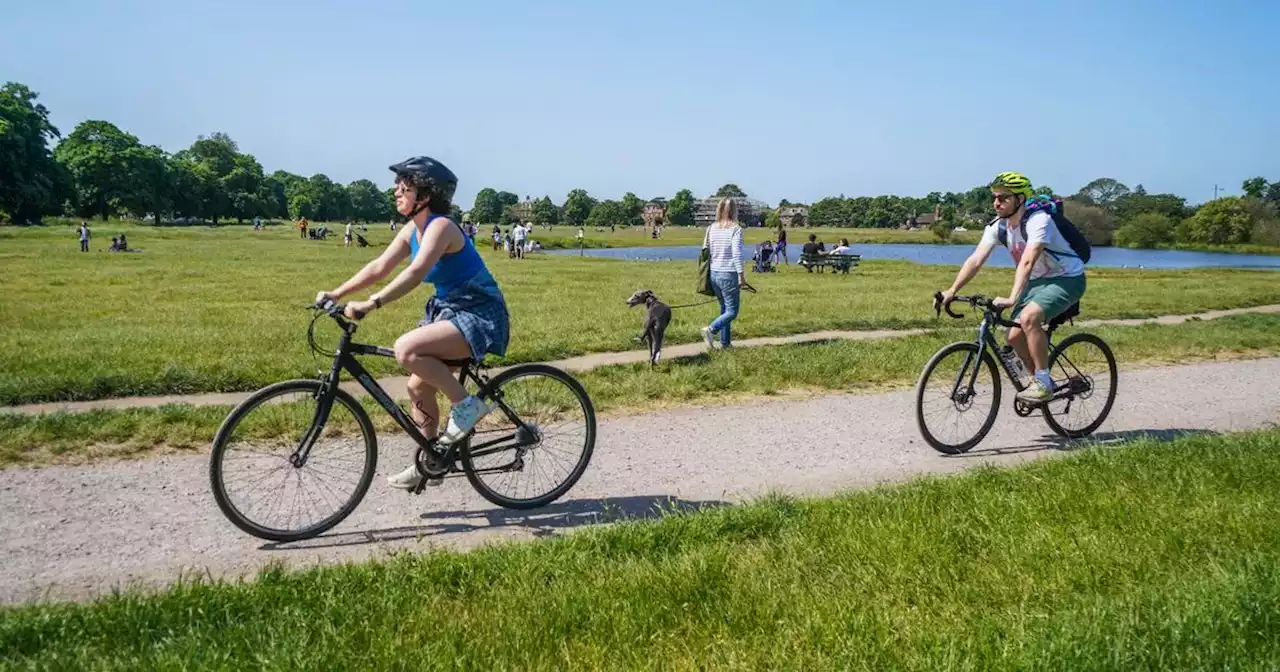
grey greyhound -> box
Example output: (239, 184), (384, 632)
(625, 289), (672, 366)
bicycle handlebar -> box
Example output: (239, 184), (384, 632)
(932, 292), (1003, 320)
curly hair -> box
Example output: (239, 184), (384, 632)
(396, 173), (456, 215)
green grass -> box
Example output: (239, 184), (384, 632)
(4, 313), (1279, 468)
(4, 222), (1280, 406)
(3, 428), (1279, 669)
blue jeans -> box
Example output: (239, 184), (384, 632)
(709, 270), (741, 346)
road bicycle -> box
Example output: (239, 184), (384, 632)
(914, 293), (1118, 454)
(209, 299), (596, 542)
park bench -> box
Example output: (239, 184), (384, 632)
(799, 252), (861, 274)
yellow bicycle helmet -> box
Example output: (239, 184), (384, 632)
(989, 171), (1033, 196)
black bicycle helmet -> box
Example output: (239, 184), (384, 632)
(389, 156), (458, 215)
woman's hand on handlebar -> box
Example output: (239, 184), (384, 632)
(343, 299), (376, 321)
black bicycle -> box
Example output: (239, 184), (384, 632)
(914, 292), (1118, 454)
(209, 299), (597, 542)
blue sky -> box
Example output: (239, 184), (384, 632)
(3, 0), (1277, 207)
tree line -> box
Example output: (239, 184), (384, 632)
(3, 81), (1278, 248)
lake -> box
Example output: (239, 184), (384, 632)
(549, 243), (1280, 270)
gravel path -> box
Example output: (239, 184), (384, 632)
(4, 304), (1277, 416)
(1, 357), (1278, 606)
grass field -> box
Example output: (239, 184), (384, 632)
(2, 427), (1278, 669)
(4, 222), (1280, 406)
(4, 313), (1279, 468)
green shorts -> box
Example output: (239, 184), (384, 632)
(1011, 274), (1086, 324)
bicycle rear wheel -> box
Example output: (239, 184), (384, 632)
(461, 364), (596, 509)
(915, 342), (1003, 454)
(1041, 333), (1118, 439)
(209, 379), (378, 542)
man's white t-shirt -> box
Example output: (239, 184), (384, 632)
(513, 225), (527, 241)
(980, 211), (1084, 280)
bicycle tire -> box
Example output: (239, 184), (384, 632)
(915, 342), (1003, 454)
(209, 379), (378, 542)
(461, 364), (596, 509)
(1042, 333), (1118, 439)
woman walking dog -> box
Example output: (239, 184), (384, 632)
(701, 197), (747, 349)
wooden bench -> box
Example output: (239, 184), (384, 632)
(799, 252), (861, 274)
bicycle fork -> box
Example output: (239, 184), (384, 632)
(289, 369), (341, 468)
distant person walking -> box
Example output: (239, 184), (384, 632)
(78, 221), (90, 252)
(776, 227), (788, 265)
(700, 197), (746, 349)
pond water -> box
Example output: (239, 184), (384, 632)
(549, 243), (1280, 270)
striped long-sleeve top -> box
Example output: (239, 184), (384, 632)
(704, 223), (744, 273)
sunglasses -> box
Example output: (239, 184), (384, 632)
(992, 193), (1019, 204)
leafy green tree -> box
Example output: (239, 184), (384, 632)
(1176, 196), (1256, 245)
(1266, 181), (1280, 208)
(1062, 200), (1115, 246)
(666, 189), (694, 227)
(54, 121), (143, 220)
(531, 196), (559, 225)
(1242, 177), (1268, 199)
(347, 179), (383, 222)
(765, 208), (782, 229)
(561, 189), (596, 227)
(585, 200), (629, 229)
(1074, 177), (1131, 210)
(471, 188), (502, 223)
(1112, 191), (1189, 224)
(1114, 213), (1175, 248)
(0, 82), (63, 223)
(714, 184), (746, 198)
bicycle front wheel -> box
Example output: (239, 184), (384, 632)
(209, 379), (378, 542)
(1042, 333), (1118, 439)
(461, 364), (596, 509)
(915, 342), (1003, 454)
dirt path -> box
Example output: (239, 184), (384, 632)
(4, 304), (1278, 416)
(1, 357), (1277, 606)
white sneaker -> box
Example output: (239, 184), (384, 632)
(437, 396), (493, 445)
(701, 326), (715, 349)
(386, 464), (442, 490)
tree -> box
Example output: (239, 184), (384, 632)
(1062, 200), (1115, 246)
(1176, 196), (1256, 245)
(450, 204), (465, 221)
(620, 192), (644, 227)
(1074, 177), (1131, 209)
(470, 188), (503, 224)
(0, 82), (63, 223)
(54, 121), (143, 220)
(714, 184), (746, 198)
(172, 132), (246, 224)
(779, 198), (793, 207)
(1112, 191), (1189, 224)
(496, 190), (521, 225)
(1266, 181), (1280, 208)
(1114, 213), (1175, 249)
(765, 208), (782, 229)
(1242, 177), (1268, 199)
(666, 189), (694, 227)
(531, 196), (559, 225)
(930, 218), (953, 242)
(346, 179), (382, 222)
(561, 189), (596, 227)
(585, 200), (629, 229)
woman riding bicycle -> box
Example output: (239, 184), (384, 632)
(316, 156), (509, 490)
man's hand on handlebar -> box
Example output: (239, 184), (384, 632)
(990, 296), (1014, 310)
(343, 299), (376, 321)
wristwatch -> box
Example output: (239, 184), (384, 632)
(372, 295), (383, 309)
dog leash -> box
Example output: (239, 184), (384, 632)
(667, 283), (757, 310)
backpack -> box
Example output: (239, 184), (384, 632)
(996, 195), (1092, 263)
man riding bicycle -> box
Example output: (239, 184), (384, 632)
(316, 156), (510, 490)
(938, 171), (1087, 403)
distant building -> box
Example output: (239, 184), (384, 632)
(642, 201), (667, 228)
(694, 196), (770, 227)
(506, 196), (536, 224)
(778, 206), (809, 228)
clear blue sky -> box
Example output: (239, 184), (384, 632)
(3, 0), (1277, 208)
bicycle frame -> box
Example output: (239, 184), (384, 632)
(290, 314), (535, 471)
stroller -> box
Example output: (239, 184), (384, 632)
(751, 243), (777, 273)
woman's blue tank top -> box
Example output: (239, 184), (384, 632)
(409, 215), (491, 296)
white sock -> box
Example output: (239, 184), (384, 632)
(1034, 369), (1053, 388)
